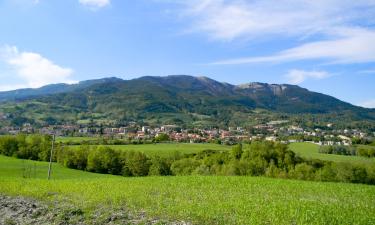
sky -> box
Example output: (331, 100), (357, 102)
(0, 0), (374, 108)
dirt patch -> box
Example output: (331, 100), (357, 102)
(0, 195), (191, 225)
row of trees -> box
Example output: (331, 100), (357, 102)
(0, 135), (374, 185)
(56, 142), (375, 184)
(56, 146), (160, 176)
(319, 145), (375, 158)
(0, 135), (52, 161)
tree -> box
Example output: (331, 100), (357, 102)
(231, 143), (243, 160)
(126, 151), (150, 176)
(171, 158), (201, 175)
(148, 156), (171, 176)
(154, 133), (169, 142)
(0, 136), (19, 156)
(290, 163), (315, 180)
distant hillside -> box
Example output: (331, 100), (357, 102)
(0, 75), (374, 128)
(0, 77), (122, 102)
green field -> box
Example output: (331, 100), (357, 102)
(1, 155), (375, 224)
(55, 136), (101, 143)
(289, 142), (375, 164)
(70, 143), (232, 157)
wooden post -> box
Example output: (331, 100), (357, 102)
(47, 134), (55, 180)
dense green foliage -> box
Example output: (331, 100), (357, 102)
(0, 135), (52, 161)
(53, 140), (375, 184)
(357, 145), (375, 157)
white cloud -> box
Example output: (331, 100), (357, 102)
(0, 45), (75, 90)
(167, 0), (375, 65)
(285, 69), (331, 84)
(79, 0), (110, 10)
(211, 28), (375, 65)
(175, 0), (375, 41)
(358, 99), (375, 108)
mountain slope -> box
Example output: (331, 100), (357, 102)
(0, 75), (373, 128)
(0, 77), (122, 102)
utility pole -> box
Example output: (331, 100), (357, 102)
(47, 134), (55, 180)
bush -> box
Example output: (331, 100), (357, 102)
(124, 151), (150, 176)
(148, 156), (171, 176)
(171, 158), (201, 175)
(154, 133), (169, 142)
(357, 147), (375, 158)
(290, 163), (315, 181)
(87, 146), (122, 175)
(0, 136), (19, 157)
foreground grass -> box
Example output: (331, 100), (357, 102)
(1, 176), (375, 224)
(1, 156), (375, 224)
(289, 142), (375, 165)
(70, 143), (231, 157)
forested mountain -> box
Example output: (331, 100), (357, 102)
(0, 75), (374, 128)
(0, 77), (122, 102)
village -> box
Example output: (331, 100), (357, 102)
(0, 120), (373, 146)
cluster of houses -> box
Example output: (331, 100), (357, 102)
(0, 121), (373, 146)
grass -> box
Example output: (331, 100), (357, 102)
(356, 144), (375, 150)
(0, 155), (107, 180)
(1, 155), (375, 224)
(70, 143), (232, 157)
(55, 136), (101, 143)
(289, 142), (375, 165)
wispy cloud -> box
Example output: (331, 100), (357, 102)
(285, 69), (331, 84)
(79, 0), (110, 10)
(358, 99), (375, 109)
(167, 0), (375, 65)
(0, 45), (76, 90)
(175, 0), (375, 41)
(212, 28), (375, 65)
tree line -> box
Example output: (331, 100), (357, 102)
(0, 135), (374, 185)
(319, 145), (375, 158)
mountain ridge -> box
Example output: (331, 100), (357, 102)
(0, 75), (373, 128)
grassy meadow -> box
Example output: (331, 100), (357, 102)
(289, 142), (375, 164)
(55, 136), (101, 143)
(1, 155), (375, 224)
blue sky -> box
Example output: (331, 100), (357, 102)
(0, 0), (374, 108)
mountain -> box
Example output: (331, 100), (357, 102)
(0, 75), (374, 128)
(0, 77), (122, 102)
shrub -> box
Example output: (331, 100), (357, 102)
(125, 151), (150, 176)
(148, 156), (171, 176)
(171, 158), (201, 175)
(290, 163), (316, 181)
(87, 146), (122, 175)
